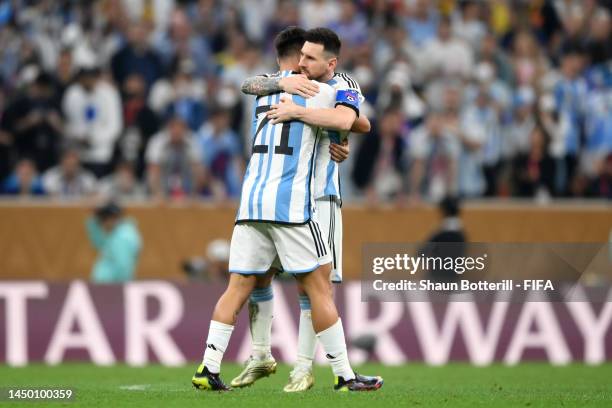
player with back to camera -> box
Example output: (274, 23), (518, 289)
(231, 27), (374, 392)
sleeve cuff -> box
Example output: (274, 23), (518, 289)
(335, 102), (360, 118)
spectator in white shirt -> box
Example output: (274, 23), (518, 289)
(422, 16), (474, 81)
(62, 67), (122, 178)
(409, 110), (461, 203)
(42, 147), (97, 198)
(98, 161), (147, 201)
(299, 0), (341, 29)
(145, 114), (205, 200)
(121, 0), (175, 36)
(452, 0), (486, 49)
(462, 85), (502, 196)
(509, 87), (537, 159)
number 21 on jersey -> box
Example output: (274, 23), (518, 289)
(252, 104), (293, 156)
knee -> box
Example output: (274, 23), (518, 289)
(229, 274), (257, 295)
(300, 272), (327, 296)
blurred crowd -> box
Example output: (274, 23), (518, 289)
(0, 0), (610, 204)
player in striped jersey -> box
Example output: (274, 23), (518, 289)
(232, 28), (378, 392)
(192, 27), (382, 393)
(234, 67), (336, 224)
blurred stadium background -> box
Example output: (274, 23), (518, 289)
(0, 0), (611, 405)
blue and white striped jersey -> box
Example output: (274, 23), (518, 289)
(236, 71), (337, 224)
(314, 72), (364, 202)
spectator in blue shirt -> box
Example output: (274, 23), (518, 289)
(149, 60), (208, 132)
(405, 0), (439, 48)
(86, 202), (142, 283)
(196, 107), (244, 199)
(152, 9), (216, 77)
(583, 67), (612, 177)
(329, 0), (369, 63)
(1, 158), (45, 196)
(553, 48), (587, 195)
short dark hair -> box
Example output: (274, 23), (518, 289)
(34, 72), (54, 88)
(95, 201), (123, 221)
(440, 196), (461, 217)
(304, 28), (341, 56)
(274, 26), (307, 58)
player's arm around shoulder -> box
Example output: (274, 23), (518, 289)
(241, 73), (280, 96)
(267, 82), (357, 132)
(241, 73), (319, 98)
(334, 86), (370, 133)
(314, 83), (359, 131)
(334, 72), (370, 133)
(351, 112), (371, 133)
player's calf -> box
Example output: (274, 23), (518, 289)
(192, 273), (256, 390)
(212, 273), (257, 325)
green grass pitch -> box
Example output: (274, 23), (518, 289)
(1, 363), (611, 407)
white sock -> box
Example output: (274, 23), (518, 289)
(296, 295), (316, 371)
(202, 320), (234, 374)
(316, 318), (355, 380)
(249, 286), (274, 360)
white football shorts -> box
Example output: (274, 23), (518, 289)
(228, 219), (332, 275)
(315, 196), (343, 283)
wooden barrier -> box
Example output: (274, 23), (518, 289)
(0, 202), (609, 280)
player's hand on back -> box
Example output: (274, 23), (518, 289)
(330, 139), (349, 163)
(268, 96), (302, 124)
(279, 74), (319, 98)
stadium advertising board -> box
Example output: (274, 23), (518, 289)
(1, 281), (611, 366)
